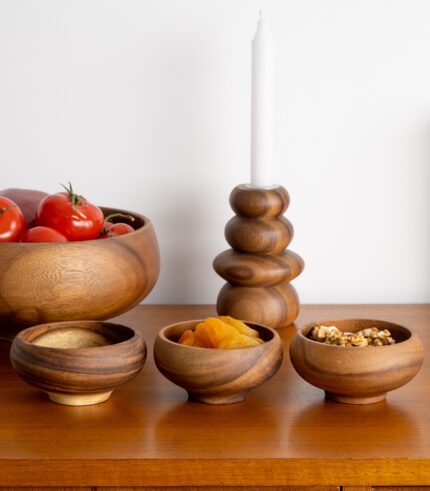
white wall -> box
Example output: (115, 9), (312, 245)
(1, 0), (429, 304)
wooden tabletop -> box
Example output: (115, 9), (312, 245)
(0, 304), (429, 487)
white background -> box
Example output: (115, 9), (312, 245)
(1, 0), (429, 304)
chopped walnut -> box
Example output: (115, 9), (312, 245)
(308, 325), (396, 347)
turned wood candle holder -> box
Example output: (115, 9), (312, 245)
(213, 184), (304, 329)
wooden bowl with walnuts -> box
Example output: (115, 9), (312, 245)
(289, 318), (424, 404)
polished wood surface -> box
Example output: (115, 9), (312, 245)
(10, 320), (146, 406)
(154, 319), (283, 404)
(214, 184), (304, 328)
(0, 304), (429, 487)
(214, 249), (304, 287)
(0, 488), (338, 491)
(290, 318), (424, 404)
(0, 207), (159, 334)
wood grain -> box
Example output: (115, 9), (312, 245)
(213, 249), (304, 287)
(0, 304), (429, 487)
(290, 319), (424, 404)
(0, 207), (159, 335)
(374, 488), (430, 491)
(0, 459), (429, 487)
(217, 282), (300, 327)
(214, 184), (304, 329)
(230, 184), (290, 218)
(0, 488), (340, 491)
(225, 216), (294, 254)
(97, 487), (339, 491)
(153, 319), (283, 404)
(10, 320), (147, 405)
(0, 488), (92, 491)
(0, 488), (91, 491)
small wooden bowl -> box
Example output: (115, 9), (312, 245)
(10, 320), (146, 406)
(0, 206), (159, 335)
(153, 319), (283, 404)
(289, 318), (424, 404)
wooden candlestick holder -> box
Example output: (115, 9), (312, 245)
(213, 184), (304, 329)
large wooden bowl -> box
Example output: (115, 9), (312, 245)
(154, 319), (283, 404)
(10, 320), (146, 405)
(0, 207), (159, 335)
(289, 318), (424, 404)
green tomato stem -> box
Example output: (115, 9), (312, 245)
(100, 213), (135, 235)
(0, 205), (16, 217)
(60, 182), (87, 219)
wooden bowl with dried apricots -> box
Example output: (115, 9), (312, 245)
(289, 318), (424, 404)
(154, 317), (283, 404)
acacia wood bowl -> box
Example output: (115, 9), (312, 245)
(289, 318), (424, 404)
(0, 207), (159, 336)
(154, 319), (283, 404)
(10, 320), (146, 406)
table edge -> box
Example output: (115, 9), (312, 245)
(1, 458), (429, 487)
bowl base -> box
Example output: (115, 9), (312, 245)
(47, 390), (113, 406)
(188, 391), (247, 405)
(325, 391), (386, 405)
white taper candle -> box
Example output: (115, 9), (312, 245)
(250, 11), (275, 188)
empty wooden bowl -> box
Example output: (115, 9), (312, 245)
(289, 318), (424, 404)
(0, 207), (159, 335)
(154, 319), (283, 404)
(10, 320), (146, 406)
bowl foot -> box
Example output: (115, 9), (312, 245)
(188, 391), (247, 405)
(325, 391), (386, 405)
(47, 390), (113, 406)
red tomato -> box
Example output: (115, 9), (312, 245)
(20, 226), (68, 243)
(106, 222), (135, 236)
(0, 197), (25, 242)
(0, 188), (48, 229)
(98, 213), (135, 239)
(98, 221), (114, 239)
(36, 183), (104, 241)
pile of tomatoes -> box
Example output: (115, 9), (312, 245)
(0, 183), (135, 243)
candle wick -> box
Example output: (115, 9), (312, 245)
(259, 9), (263, 21)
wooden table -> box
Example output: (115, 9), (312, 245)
(0, 304), (429, 490)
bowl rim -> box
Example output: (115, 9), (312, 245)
(297, 318), (415, 350)
(14, 320), (144, 354)
(0, 206), (153, 246)
(157, 318), (279, 351)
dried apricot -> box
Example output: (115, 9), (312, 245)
(203, 317), (238, 348)
(177, 316), (265, 349)
(193, 336), (208, 348)
(218, 333), (261, 349)
(195, 321), (214, 348)
(178, 329), (196, 346)
(218, 315), (260, 338)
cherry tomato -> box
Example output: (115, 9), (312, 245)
(106, 222), (134, 236)
(0, 197), (25, 242)
(98, 213), (135, 239)
(36, 183), (104, 241)
(20, 226), (68, 243)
